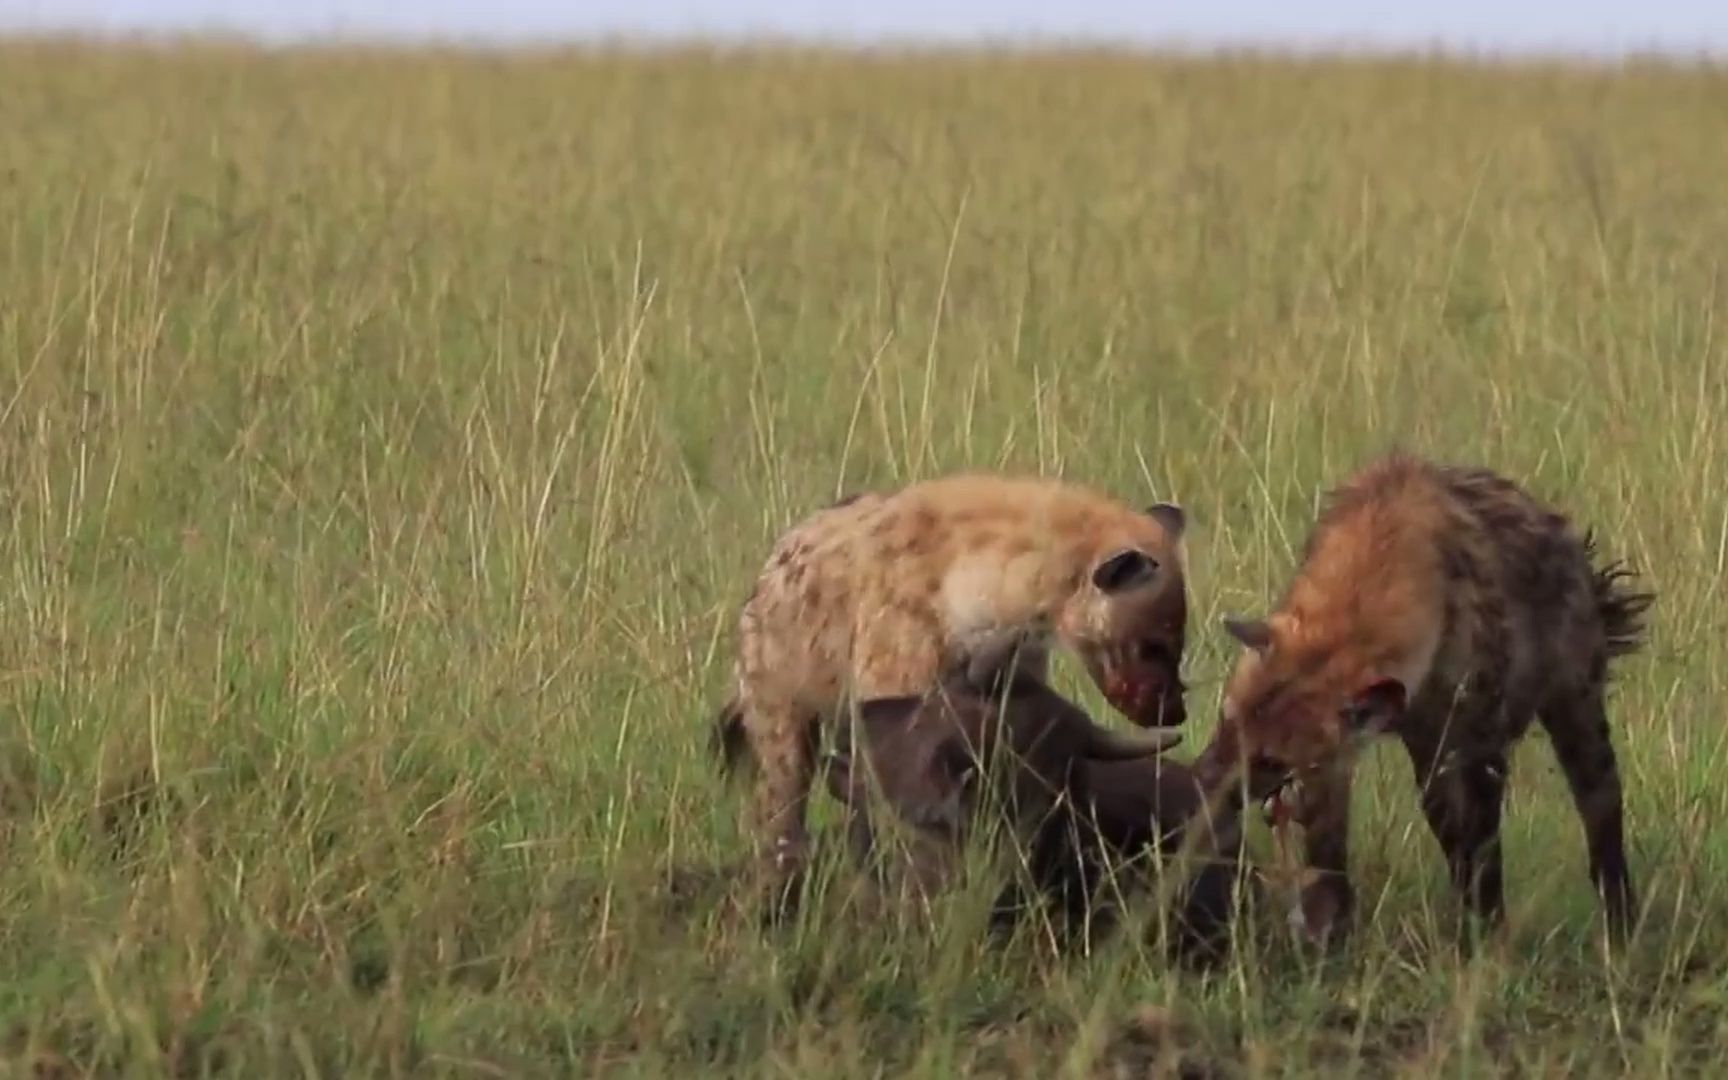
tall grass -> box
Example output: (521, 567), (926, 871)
(0, 39), (1724, 1076)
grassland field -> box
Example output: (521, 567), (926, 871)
(0, 38), (1726, 1078)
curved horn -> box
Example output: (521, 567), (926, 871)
(1081, 723), (1183, 760)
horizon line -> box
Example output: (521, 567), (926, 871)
(2, 26), (1726, 66)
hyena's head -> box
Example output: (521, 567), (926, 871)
(1058, 502), (1190, 729)
(1194, 614), (1408, 802)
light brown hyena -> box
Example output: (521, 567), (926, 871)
(711, 473), (1190, 915)
(1192, 454), (1653, 946)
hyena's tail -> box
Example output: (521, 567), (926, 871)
(711, 698), (754, 780)
(1584, 530), (1656, 660)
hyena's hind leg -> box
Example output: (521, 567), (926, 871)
(1538, 684), (1637, 942)
(739, 695), (822, 923)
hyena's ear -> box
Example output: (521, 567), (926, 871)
(1342, 678), (1407, 733)
(1142, 502), (1186, 540)
(1222, 616), (1274, 654)
(1092, 548), (1159, 593)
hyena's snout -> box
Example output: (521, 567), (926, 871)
(1100, 637), (1187, 727)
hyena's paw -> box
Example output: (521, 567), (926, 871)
(752, 836), (812, 930)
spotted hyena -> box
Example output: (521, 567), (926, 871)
(711, 472), (1190, 912)
(1192, 454), (1653, 945)
(822, 644), (1239, 962)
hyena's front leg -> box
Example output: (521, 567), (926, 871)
(1292, 758), (1356, 946)
(1402, 727), (1508, 939)
(1539, 685), (1636, 942)
(740, 694), (819, 922)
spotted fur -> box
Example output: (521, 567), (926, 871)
(711, 473), (1191, 913)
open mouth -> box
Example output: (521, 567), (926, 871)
(1102, 641), (1186, 727)
(1242, 751), (1298, 823)
(1104, 676), (1184, 727)
(1259, 774), (1305, 827)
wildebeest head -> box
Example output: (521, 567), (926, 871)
(824, 635), (1182, 838)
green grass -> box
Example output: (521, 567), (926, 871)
(0, 37), (1725, 1077)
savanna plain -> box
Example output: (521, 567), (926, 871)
(0, 40), (1725, 1078)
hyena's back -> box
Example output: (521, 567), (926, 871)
(735, 474), (1178, 709)
(1399, 461), (1653, 704)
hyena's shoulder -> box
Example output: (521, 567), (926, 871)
(751, 472), (1174, 616)
(902, 473), (1179, 563)
(775, 474), (1125, 577)
(1309, 455), (1597, 659)
(1279, 458), (1461, 660)
(1302, 454), (1551, 586)
(747, 478), (998, 596)
(893, 475), (1186, 644)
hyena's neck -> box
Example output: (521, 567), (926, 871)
(1283, 542), (1448, 700)
(936, 544), (1087, 652)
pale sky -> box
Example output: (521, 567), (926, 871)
(3, 0), (1727, 56)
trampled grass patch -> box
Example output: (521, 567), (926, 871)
(0, 39), (1725, 1076)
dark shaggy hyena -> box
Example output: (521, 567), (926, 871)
(824, 645), (1240, 961)
(1193, 454), (1653, 945)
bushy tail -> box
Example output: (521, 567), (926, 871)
(711, 698), (753, 780)
(1584, 530), (1655, 661)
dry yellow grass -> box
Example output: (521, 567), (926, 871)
(0, 38), (1724, 1076)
